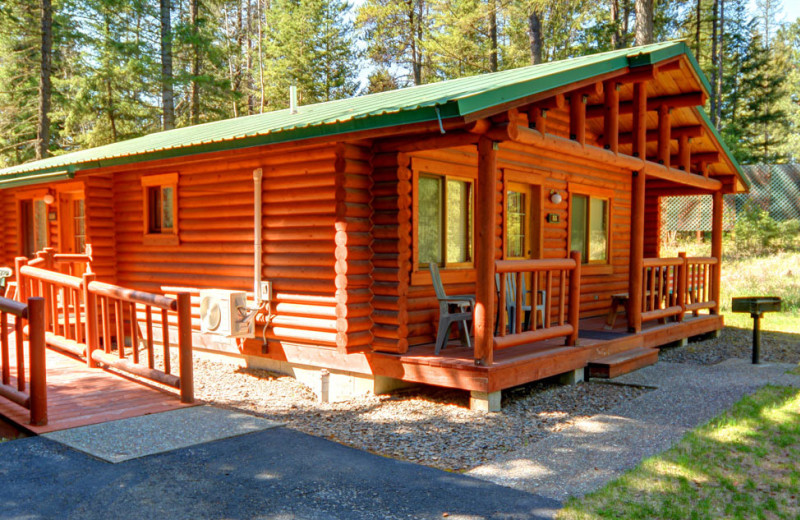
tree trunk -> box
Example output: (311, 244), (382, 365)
(189, 0), (200, 126)
(410, 1), (422, 85)
(489, 0), (498, 71)
(634, 0), (653, 46)
(710, 0), (718, 126)
(610, 0), (621, 49)
(160, 0), (175, 130)
(695, 0), (701, 58)
(258, 0), (265, 113)
(36, 0), (52, 160)
(528, 10), (542, 64)
(716, 0), (724, 126)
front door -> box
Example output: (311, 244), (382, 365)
(58, 191), (87, 276)
(20, 198), (49, 258)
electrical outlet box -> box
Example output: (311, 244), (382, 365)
(547, 213), (560, 223)
(260, 281), (273, 302)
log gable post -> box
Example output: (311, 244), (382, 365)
(603, 81), (620, 153)
(657, 105), (672, 168)
(678, 135), (691, 172)
(628, 79), (649, 333)
(474, 136), (498, 367)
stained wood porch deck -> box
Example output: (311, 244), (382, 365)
(371, 313), (723, 393)
(0, 331), (194, 434)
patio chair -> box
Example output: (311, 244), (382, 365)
(0, 267), (11, 298)
(429, 263), (474, 355)
(495, 272), (546, 333)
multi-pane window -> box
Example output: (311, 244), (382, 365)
(73, 199), (86, 253)
(142, 173), (178, 245)
(417, 173), (473, 267)
(570, 194), (609, 263)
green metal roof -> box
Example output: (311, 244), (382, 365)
(0, 40), (736, 187)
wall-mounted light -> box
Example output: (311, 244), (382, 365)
(43, 192), (55, 205)
(549, 190), (562, 205)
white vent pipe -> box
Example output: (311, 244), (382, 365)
(289, 86), (298, 115)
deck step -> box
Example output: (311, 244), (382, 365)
(588, 347), (659, 379)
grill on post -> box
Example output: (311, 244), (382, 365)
(731, 297), (782, 364)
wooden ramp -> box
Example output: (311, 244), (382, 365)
(0, 339), (194, 435)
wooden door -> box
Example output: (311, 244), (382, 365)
(58, 192), (87, 276)
(19, 198), (49, 258)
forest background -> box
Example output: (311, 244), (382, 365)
(0, 0), (797, 169)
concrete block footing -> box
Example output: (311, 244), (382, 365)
(661, 337), (689, 349)
(470, 391), (502, 412)
(558, 368), (585, 385)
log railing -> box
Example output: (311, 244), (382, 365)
(29, 246), (93, 277)
(494, 251), (581, 352)
(639, 253), (718, 324)
(684, 256), (718, 315)
(0, 296), (47, 425)
(640, 257), (685, 323)
(15, 255), (193, 404)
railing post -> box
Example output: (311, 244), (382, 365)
(14, 257), (28, 302)
(711, 191), (723, 315)
(27, 297), (47, 426)
(83, 273), (98, 368)
(677, 252), (687, 322)
(176, 292), (194, 403)
(566, 250), (581, 346)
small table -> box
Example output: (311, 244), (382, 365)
(731, 297), (782, 364)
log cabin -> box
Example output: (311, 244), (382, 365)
(0, 41), (748, 411)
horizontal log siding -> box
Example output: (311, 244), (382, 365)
(334, 143), (374, 353)
(643, 192), (660, 258)
(380, 139), (632, 348)
(369, 151), (411, 353)
(85, 175), (116, 282)
(0, 191), (10, 267)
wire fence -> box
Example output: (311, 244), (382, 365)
(660, 164), (800, 238)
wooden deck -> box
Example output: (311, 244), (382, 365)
(371, 313), (723, 393)
(0, 333), (194, 434)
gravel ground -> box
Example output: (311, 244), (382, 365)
(187, 357), (649, 471)
(659, 326), (800, 365)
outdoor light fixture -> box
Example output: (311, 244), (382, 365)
(549, 190), (562, 205)
(43, 192), (55, 205)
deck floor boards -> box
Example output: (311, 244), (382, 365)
(0, 330), (193, 434)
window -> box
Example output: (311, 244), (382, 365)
(570, 193), (609, 264)
(142, 173), (178, 245)
(417, 173), (474, 268)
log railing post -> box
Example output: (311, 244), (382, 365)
(15, 257), (28, 302)
(711, 190), (723, 314)
(677, 252), (687, 322)
(566, 250), (581, 346)
(628, 170), (646, 332)
(83, 272), (98, 368)
(27, 297), (47, 426)
(176, 292), (194, 403)
(474, 137), (498, 367)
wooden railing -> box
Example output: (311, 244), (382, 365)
(640, 253), (718, 324)
(494, 251), (581, 351)
(0, 296), (47, 425)
(15, 256), (193, 404)
(684, 256), (718, 315)
(28, 246), (93, 277)
(641, 257), (685, 323)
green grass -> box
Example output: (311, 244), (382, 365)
(558, 386), (800, 520)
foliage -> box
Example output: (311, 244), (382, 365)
(559, 385), (800, 519)
(731, 201), (800, 257)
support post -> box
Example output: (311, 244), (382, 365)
(570, 94), (587, 144)
(632, 81), (648, 158)
(27, 297), (47, 426)
(679, 135), (691, 172)
(711, 191), (723, 315)
(603, 81), (619, 153)
(657, 105), (671, 167)
(567, 250), (581, 346)
(533, 108), (547, 134)
(177, 292), (194, 403)
(475, 137), (498, 367)
(628, 170), (646, 332)
(82, 272), (98, 368)
(677, 252), (687, 322)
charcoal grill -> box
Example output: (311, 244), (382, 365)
(731, 297), (782, 364)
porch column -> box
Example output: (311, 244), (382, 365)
(628, 169), (645, 333)
(475, 136), (498, 366)
(711, 190), (723, 315)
